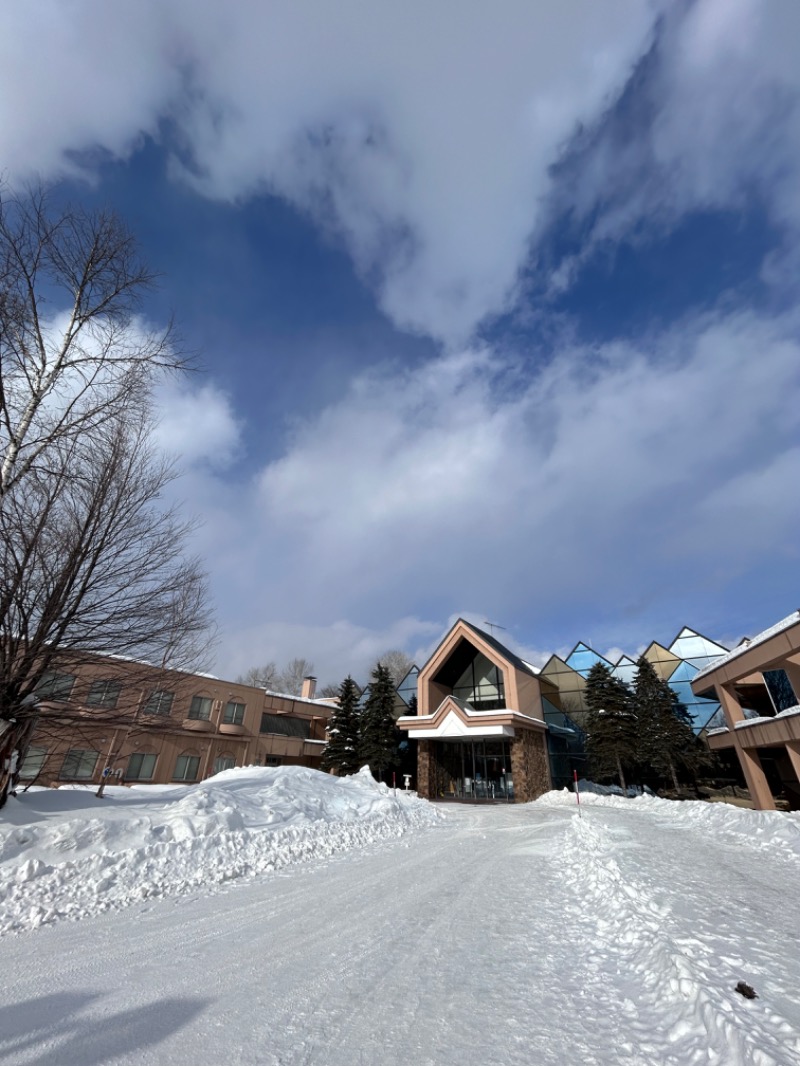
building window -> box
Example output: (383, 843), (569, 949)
(86, 679), (122, 709)
(223, 701), (245, 725)
(213, 755), (236, 774)
(18, 747), (48, 780)
(452, 653), (505, 710)
(60, 749), (99, 779)
(265, 756), (281, 767)
(142, 690), (174, 716)
(188, 695), (213, 720)
(35, 671), (76, 701)
(126, 753), (157, 780)
(260, 713), (310, 739)
(173, 754), (200, 781)
(763, 670), (798, 714)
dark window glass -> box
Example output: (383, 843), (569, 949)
(127, 753), (157, 780)
(396, 666), (419, 707)
(260, 713), (310, 739)
(764, 670), (798, 714)
(60, 749), (99, 779)
(188, 695), (212, 720)
(173, 755), (200, 781)
(35, 672), (76, 701)
(87, 679), (122, 709)
(223, 701), (245, 725)
(142, 690), (174, 716)
(18, 747), (48, 779)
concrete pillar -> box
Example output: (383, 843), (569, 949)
(717, 684), (776, 810)
(783, 662), (800, 705)
(738, 747), (776, 811)
(717, 684), (745, 728)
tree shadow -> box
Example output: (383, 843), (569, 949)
(0, 989), (212, 1065)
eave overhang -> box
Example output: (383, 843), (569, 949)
(397, 694), (545, 740)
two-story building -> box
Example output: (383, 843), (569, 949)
(18, 653), (334, 789)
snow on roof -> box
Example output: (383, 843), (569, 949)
(263, 689), (334, 708)
(694, 610), (800, 681)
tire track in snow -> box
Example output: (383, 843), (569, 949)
(559, 812), (800, 1066)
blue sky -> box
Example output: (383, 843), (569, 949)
(4, 0), (799, 684)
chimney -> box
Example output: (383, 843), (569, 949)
(301, 675), (317, 700)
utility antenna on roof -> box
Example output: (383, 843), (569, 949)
(484, 620), (506, 636)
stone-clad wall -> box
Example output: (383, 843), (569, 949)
(416, 740), (450, 799)
(511, 729), (551, 802)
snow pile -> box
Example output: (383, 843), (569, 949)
(537, 787), (800, 866)
(0, 766), (441, 935)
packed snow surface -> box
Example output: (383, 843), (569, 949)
(1, 772), (800, 1065)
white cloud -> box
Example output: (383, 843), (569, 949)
(219, 615), (442, 688)
(182, 307), (800, 675)
(153, 379), (241, 471)
(2, 1), (661, 342)
(4, 3), (798, 340)
(556, 0), (800, 262)
(0, 2), (179, 178)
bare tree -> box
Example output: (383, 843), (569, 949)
(235, 663), (278, 689)
(232, 658), (316, 696)
(0, 187), (212, 801)
(376, 649), (414, 684)
(318, 682), (342, 699)
(276, 658), (315, 696)
(1, 402), (213, 704)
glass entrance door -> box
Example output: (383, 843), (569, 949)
(438, 738), (514, 801)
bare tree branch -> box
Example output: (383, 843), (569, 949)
(0, 184), (184, 498)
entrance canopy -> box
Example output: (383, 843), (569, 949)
(401, 694), (536, 739)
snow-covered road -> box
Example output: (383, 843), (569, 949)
(2, 795), (800, 1066)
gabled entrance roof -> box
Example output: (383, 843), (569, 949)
(418, 617), (538, 680)
(398, 693), (546, 739)
(415, 617), (545, 722)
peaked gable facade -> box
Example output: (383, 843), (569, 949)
(398, 619), (552, 802)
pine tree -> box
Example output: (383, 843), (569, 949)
(584, 662), (637, 790)
(359, 662), (398, 783)
(321, 676), (362, 776)
(632, 656), (703, 790)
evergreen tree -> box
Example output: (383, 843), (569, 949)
(632, 656), (703, 790)
(584, 662), (637, 790)
(359, 662), (398, 782)
(321, 676), (362, 776)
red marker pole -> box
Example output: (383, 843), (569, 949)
(574, 769), (582, 818)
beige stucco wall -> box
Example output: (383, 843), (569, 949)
(21, 652), (332, 788)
